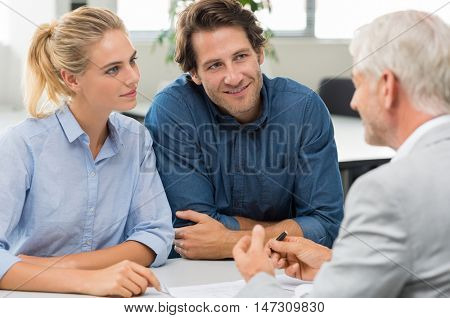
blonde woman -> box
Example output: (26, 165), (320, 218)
(0, 7), (173, 297)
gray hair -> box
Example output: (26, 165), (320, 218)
(349, 10), (450, 116)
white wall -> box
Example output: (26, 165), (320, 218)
(0, 0), (353, 111)
(0, 0), (59, 109)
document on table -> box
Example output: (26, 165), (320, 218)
(143, 274), (312, 298)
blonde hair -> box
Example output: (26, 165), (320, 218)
(25, 6), (126, 118)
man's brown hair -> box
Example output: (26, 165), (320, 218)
(175, 0), (266, 73)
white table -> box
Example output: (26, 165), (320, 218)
(332, 115), (394, 162)
(0, 259), (246, 298)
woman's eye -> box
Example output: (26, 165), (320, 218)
(106, 66), (119, 75)
(130, 56), (138, 65)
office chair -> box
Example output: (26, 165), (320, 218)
(318, 78), (359, 118)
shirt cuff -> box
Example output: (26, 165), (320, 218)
(218, 214), (240, 231)
(293, 215), (329, 247)
(126, 231), (172, 267)
(0, 250), (21, 279)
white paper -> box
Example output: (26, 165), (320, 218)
(142, 274), (313, 298)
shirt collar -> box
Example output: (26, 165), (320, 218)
(56, 104), (124, 150)
(56, 104), (85, 143)
(107, 114), (124, 150)
(207, 75), (269, 131)
(393, 114), (450, 162)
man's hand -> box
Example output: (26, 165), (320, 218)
(268, 236), (332, 281)
(232, 225), (275, 282)
(174, 210), (236, 259)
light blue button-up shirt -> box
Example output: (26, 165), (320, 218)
(0, 105), (174, 279)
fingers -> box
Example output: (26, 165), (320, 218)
(270, 251), (281, 266)
(285, 262), (301, 279)
(174, 245), (189, 259)
(232, 235), (251, 261)
(268, 239), (303, 256)
(277, 257), (287, 269)
(118, 287), (133, 298)
(129, 262), (161, 292)
(121, 276), (143, 296)
(249, 225), (265, 252)
(173, 239), (183, 249)
(284, 236), (304, 243)
(127, 268), (151, 295)
(174, 228), (184, 239)
(176, 210), (208, 223)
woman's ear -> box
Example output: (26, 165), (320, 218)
(60, 69), (80, 93)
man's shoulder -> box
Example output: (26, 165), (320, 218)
(154, 74), (203, 105)
(266, 75), (315, 97)
(351, 158), (411, 193)
(149, 74), (208, 123)
(349, 148), (447, 206)
(264, 75), (329, 121)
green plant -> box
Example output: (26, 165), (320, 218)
(154, 0), (277, 64)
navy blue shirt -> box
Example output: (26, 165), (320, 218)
(145, 74), (343, 247)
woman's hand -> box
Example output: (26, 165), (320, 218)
(79, 260), (161, 297)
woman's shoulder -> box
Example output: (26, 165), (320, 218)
(0, 114), (59, 144)
(109, 112), (147, 135)
(109, 112), (153, 150)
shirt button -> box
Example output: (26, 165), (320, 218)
(85, 240), (92, 245)
(89, 208), (95, 213)
(89, 171), (96, 177)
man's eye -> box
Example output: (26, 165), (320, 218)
(208, 63), (221, 70)
(236, 54), (247, 60)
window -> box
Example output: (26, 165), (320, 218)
(117, 0), (171, 31)
(117, 0), (313, 36)
(116, 0), (449, 39)
(254, 0), (310, 35)
(315, 0), (450, 39)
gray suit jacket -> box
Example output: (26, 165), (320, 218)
(238, 122), (450, 298)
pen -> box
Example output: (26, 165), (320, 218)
(270, 231), (287, 254)
(275, 231), (287, 241)
(159, 282), (174, 297)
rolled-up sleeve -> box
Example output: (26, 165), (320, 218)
(294, 92), (344, 248)
(125, 129), (174, 267)
(0, 129), (31, 278)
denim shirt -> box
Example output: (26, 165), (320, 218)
(0, 106), (174, 279)
(146, 74), (343, 247)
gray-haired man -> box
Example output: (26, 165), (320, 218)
(234, 10), (450, 297)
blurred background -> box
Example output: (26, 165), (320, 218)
(0, 0), (448, 113)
